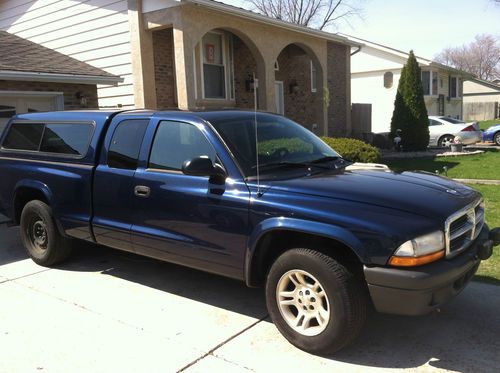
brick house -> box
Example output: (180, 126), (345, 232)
(0, 0), (359, 136)
(0, 31), (122, 131)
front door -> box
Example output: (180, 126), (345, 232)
(130, 119), (250, 278)
(275, 81), (284, 115)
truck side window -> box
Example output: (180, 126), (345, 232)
(40, 123), (93, 156)
(149, 121), (216, 171)
(108, 119), (148, 170)
(2, 123), (44, 151)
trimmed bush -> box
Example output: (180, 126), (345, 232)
(390, 50), (430, 151)
(321, 137), (381, 163)
(259, 138), (313, 155)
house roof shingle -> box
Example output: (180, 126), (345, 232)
(0, 31), (121, 84)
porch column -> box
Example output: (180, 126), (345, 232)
(172, 28), (196, 110)
(262, 58), (276, 113)
(128, 0), (157, 108)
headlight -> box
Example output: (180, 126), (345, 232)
(389, 231), (445, 267)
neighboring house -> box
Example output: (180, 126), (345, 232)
(341, 34), (473, 133)
(0, 30), (121, 132)
(0, 0), (358, 136)
(463, 78), (500, 120)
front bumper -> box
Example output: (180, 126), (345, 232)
(364, 226), (495, 316)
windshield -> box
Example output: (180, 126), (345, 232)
(439, 117), (465, 125)
(209, 113), (340, 177)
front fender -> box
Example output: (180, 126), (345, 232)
(245, 217), (366, 286)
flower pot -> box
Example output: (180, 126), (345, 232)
(450, 144), (463, 152)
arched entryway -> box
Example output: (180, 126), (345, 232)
(274, 43), (324, 133)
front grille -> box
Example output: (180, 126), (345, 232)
(445, 200), (484, 258)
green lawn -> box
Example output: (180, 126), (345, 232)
(385, 150), (500, 180)
(468, 184), (500, 285)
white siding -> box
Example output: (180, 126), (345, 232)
(0, 0), (134, 108)
(351, 70), (401, 133)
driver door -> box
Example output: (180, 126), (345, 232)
(130, 119), (250, 278)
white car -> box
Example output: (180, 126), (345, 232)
(428, 116), (482, 147)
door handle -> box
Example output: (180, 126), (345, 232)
(134, 185), (151, 198)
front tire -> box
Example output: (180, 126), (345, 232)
(494, 132), (500, 146)
(265, 248), (368, 355)
(20, 200), (73, 266)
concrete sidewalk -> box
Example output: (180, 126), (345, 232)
(1, 224), (499, 373)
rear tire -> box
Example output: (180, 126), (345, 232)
(20, 200), (73, 266)
(265, 248), (368, 355)
(438, 134), (454, 147)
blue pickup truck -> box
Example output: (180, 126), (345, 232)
(0, 110), (498, 354)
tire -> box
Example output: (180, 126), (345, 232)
(494, 132), (500, 146)
(438, 134), (455, 147)
(20, 200), (73, 266)
(265, 248), (368, 355)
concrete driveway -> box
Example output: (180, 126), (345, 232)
(1, 223), (499, 373)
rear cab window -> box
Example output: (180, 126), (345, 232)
(107, 119), (149, 170)
(1, 121), (94, 157)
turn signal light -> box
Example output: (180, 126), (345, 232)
(389, 250), (445, 267)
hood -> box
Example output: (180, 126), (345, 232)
(267, 169), (480, 220)
(485, 124), (500, 133)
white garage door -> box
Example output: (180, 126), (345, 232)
(0, 94), (59, 134)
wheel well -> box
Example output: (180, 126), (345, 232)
(14, 187), (48, 224)
(248, 230), (364, 287)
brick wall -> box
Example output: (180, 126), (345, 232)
(275, 45), (321, 131)
(0, 80), (98, 109)
(233, 36), (257, 109)
(152, 28), (176, 109)
(327, 42), (350, 136)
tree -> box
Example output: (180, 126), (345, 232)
(390, 51), (429, 151)
(435, 34), (500, 81)
(246, 0), (362, 30)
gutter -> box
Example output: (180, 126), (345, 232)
(0, 70), (123, 85)
(350, 45), (362, 56)
(186, 0), (361, 47)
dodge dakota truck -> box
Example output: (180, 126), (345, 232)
(0, 110), (498, 355)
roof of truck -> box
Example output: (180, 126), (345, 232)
(13, 109), (274, 122)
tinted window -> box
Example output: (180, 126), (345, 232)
(108, 119), (148, 170)
(209, 114), (338, 177)
(149, 121), (216, 171)
(3, 123), (44, 151)
(40, 123), (93, 156)
(439, 117), (464, 125)
(429, 119), (442, 126)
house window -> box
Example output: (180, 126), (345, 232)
(449, 76), (461, 98)
(383, 72), (393, 88)
(421, 70), (438, 96)
(310, 61), (317, 93)
(202, 32), (226, 99)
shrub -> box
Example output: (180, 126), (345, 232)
(258, 138), (312, 155)
(321, 137), (381, 163)
(390, 50), (430, 151)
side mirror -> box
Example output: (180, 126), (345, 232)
(182, 156), (226, 184)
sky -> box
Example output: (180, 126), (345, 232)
(221, 0), (500, 60)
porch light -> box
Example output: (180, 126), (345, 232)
(245, 76), (255, 92)
(289, 80), (299, 94)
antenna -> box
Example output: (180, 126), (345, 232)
(253, 72), (262, 197)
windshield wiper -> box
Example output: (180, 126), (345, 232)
(310, 156), (353, 169)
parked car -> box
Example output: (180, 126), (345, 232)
(428, 116), (482, 147)
(482, 123), (500, 145)
(0, 110), (499, 355)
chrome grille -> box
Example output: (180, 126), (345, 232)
(445, 200), (485, 258)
